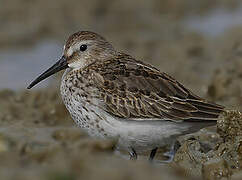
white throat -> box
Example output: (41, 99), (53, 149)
(68, 60), (85, 70)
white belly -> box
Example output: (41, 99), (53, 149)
(61, 90), (191, 152)
(98, 112), (192, 152)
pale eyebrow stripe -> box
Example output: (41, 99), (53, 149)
(66, 40), (92, 57)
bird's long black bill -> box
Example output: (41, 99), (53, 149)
(27, 56), (68, 89)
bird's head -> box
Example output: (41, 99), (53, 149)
(27, 31), (116, 89)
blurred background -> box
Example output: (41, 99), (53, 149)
(0, 0), (242, 179)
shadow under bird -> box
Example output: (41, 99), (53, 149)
(27, 31), (225, 161)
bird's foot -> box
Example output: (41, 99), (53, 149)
(163, 140), (180, 163)
(129, 148), (137, 160)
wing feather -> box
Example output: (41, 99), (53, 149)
(91, 53), (225, 122)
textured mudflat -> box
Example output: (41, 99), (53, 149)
(173, 111), (242, 180)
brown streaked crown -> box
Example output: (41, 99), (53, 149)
(65, 31), (106, 48)
(64, 31), (115, 58)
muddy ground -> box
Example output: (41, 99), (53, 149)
(0, 0), (242, 179)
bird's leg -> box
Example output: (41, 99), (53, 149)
(163, 140), (181, 163)
(129, 147), (137, 160)
(149, 147), (158, 161)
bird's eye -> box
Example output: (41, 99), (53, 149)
(80, 44), (87, 52)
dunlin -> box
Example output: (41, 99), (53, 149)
(28, 31), (224, 161)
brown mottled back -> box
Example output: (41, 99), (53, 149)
(89, 53), (225, 122)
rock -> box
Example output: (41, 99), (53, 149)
(202, 158), (231, 180)
(217, 111), (242, 140)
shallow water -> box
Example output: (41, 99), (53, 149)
(0, 41), (62, 90)
(184, 7), (242, 36)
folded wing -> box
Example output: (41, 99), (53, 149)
(92, 53), (225, 122)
